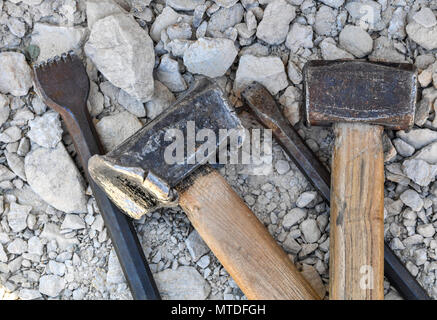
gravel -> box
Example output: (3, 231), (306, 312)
(0, 0), (436, 301)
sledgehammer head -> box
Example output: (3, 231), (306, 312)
(303, 60), (417, 130)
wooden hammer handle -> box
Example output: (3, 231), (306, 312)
(177, 168), (320, 300)
(330, 123), (385, 300)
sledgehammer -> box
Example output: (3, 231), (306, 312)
(88, 78), (319, 300)
(304, 60), (417, 299)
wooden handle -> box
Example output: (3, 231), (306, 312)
(330, 123), (385, 300)
(177, 168), (320, 300)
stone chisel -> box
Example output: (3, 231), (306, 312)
(32, 52), (161, 300)
(241, 81), (430, 300)
(88, 77), (320, 300)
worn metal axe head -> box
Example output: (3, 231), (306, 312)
(89, 78), (243, 219)
(303, 60), (417, 130)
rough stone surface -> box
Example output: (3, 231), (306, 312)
(24, 144), (88, 214)
(39, 275), (65, 298)
(400, 189), (423, 212)
(339, 25), (373, 58)
(300, 219), (321, 243)
(144, 81), (176, 120)
(286, 23), (313, 52)
(406, 21), (437, 51)
(7, 202), (31, 233)
(185, 230), (209, 262)
(183, 38), (238, 78)
(0, 52), (32, 97)
(156, 54), (187, 92)
(27, 112), (63, 149)
(256, 0), (296, 45)
(85, 13), (155, 102)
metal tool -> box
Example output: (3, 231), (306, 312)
(242, 81), (430, 300)
(88, 78), (320, 300)
(32, 51), (161, 300)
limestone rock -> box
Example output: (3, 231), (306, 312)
(397, 129), (437, 149)
(400, 189), (423, 212)
(314, 5), (336, 36)
(234, 55), (288, 95)
(145, 81), (176, 120)
(85, 13), (155, 102)
(86, 0), (126, 29)
(150, 7), (181, 42)
(5, 151), (26, 181)
(411, 141), (437, 164)
(40, 223), (79, 251)
(286, 23), (313, 52)
(155, 266), (211, 300)
(185, 230), (209, 262)
(406, 21), (437, 51)
(256, 0), (296, 45)
(0, 52), (32, 97)
(283, 208), (307, 228)
(167, 0), (206, 10)
(31, 23), (89, 62)
(39, 275), (65, 297)
(156, 54), (187, 92)
(7, 202), (31, 233)
(319, 38), (354, 60)
(183, 37), (238, 78)
(117, 89), (146, 118)
(402, 159), (437, 187)
(107, 249), (125, 284)
(296, 191), (317, 208)
(27, 112), (63, 149)
(95, 111), (143, 152)
(300, 219), (321, 243)
(207, 3), (244, 35)
(339, 25), (373, 58)
(24, 144), (87, 214)
(61, 214), (85, 230)
(319, 0), (344, 8)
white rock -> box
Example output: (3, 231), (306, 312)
(61, 214), (85, 230)
(314, 5), (336, 36)
(9, 0), (42, 5)
(319, 0), (344, 8)
(392, 138), (415, 157)
(18, 289), (42, 300)
(283, 208), (307, 228)
(150, 7), (181, 42)
(283, 234), (301, 254)
(0, 244), (7, 263)
(185, 230), (209, 262)
(368, 36), (406, 63)
(256, 0), (296, 45)
(117, 89), (146, 118)
(411, 141), (437, 164)
(320, 38), (354, 60)
(87, 81), (104, 117)
(286, 23), (313, 53)
(0, 126), (22, 143)
(417, 224), (435, 238)
(400, 189), (423, 212)
(5, 151), (26, 181)
(287, 60), (302, 85)
(406, 21), (437, 51)
(412, 7), (436, 28)
(397, 129), (437, 149)
(275, 159), (290, 174)
(39, 275), (65, 297)
(0, 52), (32, 97)
(86, 0), (126, 29)
(95, 111), (143, 152)
(167, 0), (205, 10)
(207, 4), (244, 35)
(7, 202), (31, 233)
(296, 191), (317, 208)
(7, 17), (26, 38)
(234, 55), (288, 95)
(7, 238), (27, 254)
(27, 236), (43, 255)
(40, 223), (79, 251)
(402, 159), (437, 187)
(31, 23), (89, 62)
(85, 13), (155, 102)
(388, 7), (407, 39)
(183, 37), (238, 78)
(27, 112), (63, 149)
(156, 54), (187, 92)
(155, 266), (211, 300)
(300, 219), (321, 243)
(0, 94), (10, 127)
(196, 255), (210, 268)
(0, 164), (16, 181)
(24, 144), (87, 214)
(145, 81), (176, 120)
(48, 260), (65, 276)
(213, 0), (238, 8)
(339, 25), (373, 58)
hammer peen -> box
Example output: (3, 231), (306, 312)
(88, 78), (320, 300)
(304, 60), (417, 300)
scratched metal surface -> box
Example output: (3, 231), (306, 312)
(303, 60), (417, 130)
(107, 78), (243, 188)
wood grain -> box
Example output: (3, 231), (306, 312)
(177, 168), (320, 300)
(329, 123), (385, 300)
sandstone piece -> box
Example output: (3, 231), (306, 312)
(234, 55), (288, 95)
(183, 38), (238, 78)
(7, 202), (31, 233)
(300, 219), (321, 243)
(156, 54), (187, 92)
(402, 159), (437, 186)
(155, 266), (211, 300)
(0, 52), (32, 97)
(150, 7), (181, 42)
(406, 21), (437, 51)
(282, 208), (307, 228)
(39, 275), (65, 297)
(286, 23), (313, 52)
(339, 25), (373, 58)
(319, 38), (354, 60)
(256, 0), (296, 45)
(31, 23), (89, 62)
(96, 111), (143, 152)
(85, 13), (155, 102)
(86, 0), (126, 29)
(185, 230), (209, 262)
(145, 81), (176, 120)
(400, 189), (423, 212)
(27, 112), (63, 149)
(24, 144), (87, 214)
(167, 0), (206, 10)
(117, 89), (146, 118)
